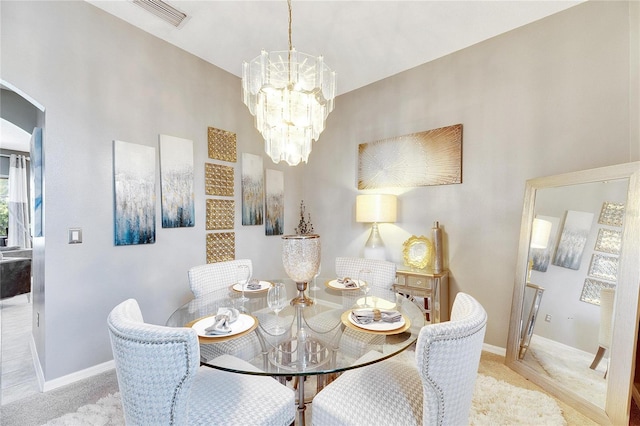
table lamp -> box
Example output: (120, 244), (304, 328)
(356, 194), (397, 260)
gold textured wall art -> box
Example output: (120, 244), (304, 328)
(205, 163), (234, 196)
(207, 127), (237, 162)
(358, 124), (462, 189)
(598, 202), (625, 227)
(206, 199), (235, 230)
(206, 232), (235, 263)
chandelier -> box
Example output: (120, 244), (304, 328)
(242, 0), (336, 166)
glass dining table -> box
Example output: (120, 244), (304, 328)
(166, 277), (426, 425)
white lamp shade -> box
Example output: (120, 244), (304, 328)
(356, 194), (397, 223)
(530, 218), (552, 249)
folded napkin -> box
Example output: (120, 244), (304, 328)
(351, 308), (402, 325)
(337, 277), (358, 288)
(204, 307), (239, 335)
(246, 279), (262, 290)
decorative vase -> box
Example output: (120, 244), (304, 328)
(282, 234), (321, 306)
(432, 221), (443, 273)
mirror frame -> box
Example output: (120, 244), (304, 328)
(402, 235), (433, 269)
(506, 162), (640, 425)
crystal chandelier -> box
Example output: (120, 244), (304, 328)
(242, 0), (336, 166)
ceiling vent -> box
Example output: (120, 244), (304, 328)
(132, 0), (189, 28)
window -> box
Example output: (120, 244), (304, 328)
(0, 177), (7, 236)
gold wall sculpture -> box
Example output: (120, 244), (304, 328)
(205, 163), (234, 196)
(206, 199), (235, 230)
(207, 127), (237, 162)
(206, 232), (235, 263)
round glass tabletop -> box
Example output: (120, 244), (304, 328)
(166, 277), (425, 377)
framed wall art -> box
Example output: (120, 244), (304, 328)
(265, 169), (284, 236)
(113, 140), (156, 245)
(552, 210), (594, 270)
(530, 215), (560, 273)
(205, 163), (234, 196)
(358, 124), (462, 189)
(206, 232), (235, 263)
(159, 134), (194, 228)
(241, 153), (264, 226)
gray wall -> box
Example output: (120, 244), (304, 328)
(1, 0), (638, 382)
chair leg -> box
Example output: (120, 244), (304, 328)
(590, 346), (606, 370)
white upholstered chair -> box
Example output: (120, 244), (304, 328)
(108, 298), (295, 426)
(187, 259), (263, 362)
(590, 287), (615, 377)
(312, 292), (487, 426)
(335, 256), (397, 301)
(188, 259), (253, 298)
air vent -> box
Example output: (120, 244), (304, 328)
(132, 0), (188, 28)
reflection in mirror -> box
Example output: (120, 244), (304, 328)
(520, 179), (627, 409)
(506, 162), (640, 426)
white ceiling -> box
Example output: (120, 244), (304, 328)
(87, 0), (585, 96)
(2, 0), (586, 153)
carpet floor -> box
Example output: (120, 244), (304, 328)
(0, 351), (597, 425)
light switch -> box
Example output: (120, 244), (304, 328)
(69, 228), (82, 244)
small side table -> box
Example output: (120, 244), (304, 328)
(393, 269), (449, 323)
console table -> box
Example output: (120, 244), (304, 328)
(393, 269), (449, 323)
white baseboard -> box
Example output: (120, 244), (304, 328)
(29, 336), (115, 392)
(483, 343), (506, 356)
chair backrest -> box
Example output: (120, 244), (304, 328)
(335, 257), (396, 299)
(599, 288), (615, 349)
(415, 292), (487, 426)
(107, 298), (199, 426)
(188, 259), (253, 298)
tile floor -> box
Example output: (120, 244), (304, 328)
(1, 294), (39, 405)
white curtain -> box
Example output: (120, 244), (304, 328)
(8, 154), (31, 248)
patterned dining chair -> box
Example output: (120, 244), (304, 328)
(335, 256), (397, 301)
(188, 259), (253, 298)
(333, 257), (397, 359)
(108, 298), (295, 426)
(187, 259), (263, 362)
(312, 292), (487, 426)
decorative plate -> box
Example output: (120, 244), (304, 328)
(402, 235), (433, 269)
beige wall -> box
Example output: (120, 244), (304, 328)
(0, 0), (637, 382)
(305, 0), (638, 348)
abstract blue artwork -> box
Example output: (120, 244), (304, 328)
(265, 169), (284, 236)
(30, 127), (43, 238)
(113, 140), (156, 245)
(241, 153), (264, 225)
(159, 134), (195, 228)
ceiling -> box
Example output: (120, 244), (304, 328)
(2, 1), (585, 153)
(87, 0), (584, 96)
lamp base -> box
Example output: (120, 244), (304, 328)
(291, 281), (314, 306)
(363, 223), (386, 260)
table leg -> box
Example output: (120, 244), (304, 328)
(297, 375), (306, 425)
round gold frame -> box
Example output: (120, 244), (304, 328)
(402, 235), (433, 270)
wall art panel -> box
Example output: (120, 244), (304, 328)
(113, 140), (156, 245)
(206, 232), (235, 263)
(205, 163), (234, 196)
(208, 126), (237, 162)
(358, 124), (462, 189)
(552, 210), (594, 270)
(265, 169), (284, 236)
(206, 199), (234, 230)
(159, 135), (194, 228)
(241, 153), (264, 226)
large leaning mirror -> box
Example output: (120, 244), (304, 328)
(506, 162), (640, 425)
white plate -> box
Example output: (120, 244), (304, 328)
(192, 314), (256, 338)
(232, 280), (272, 292)
(326, 279), (362, 290)
(348, 311), (406, 331)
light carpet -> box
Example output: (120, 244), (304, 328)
(42, 373), (566, 425)
(525, 334), (607, 408)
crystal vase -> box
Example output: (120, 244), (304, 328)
(282, 234), (321, 306)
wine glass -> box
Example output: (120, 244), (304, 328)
(309, 264), (322, 291)
(358, 269), (372, 307)
(237, 265), (251, 304)
(267, 282), (288, 335)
